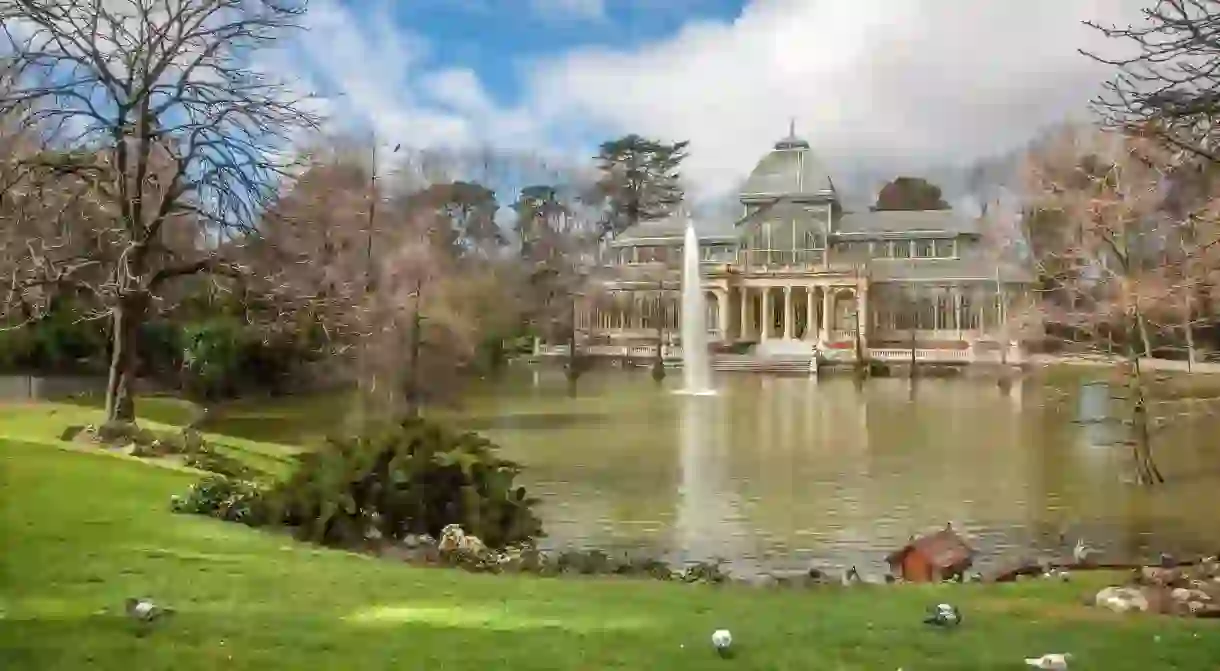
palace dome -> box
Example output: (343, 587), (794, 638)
(739, 129), (836, 202)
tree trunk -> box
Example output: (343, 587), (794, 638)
(1183, 293), (1196, 372)
(1124, 317), (1164, 486)
(652, 289), (666, 382)
(652, 324), (666, 382)
(1137, 312), (1153, 359)
(852, 304), (868, 381)
(402, 284), (424, 419)
(565, 297), (580, 397)
(104, 294), (147, 423)
(908, 329), (918, 379)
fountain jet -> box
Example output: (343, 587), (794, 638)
(678, 219), (715, 395)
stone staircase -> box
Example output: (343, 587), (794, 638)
(712, 353), (817, 374)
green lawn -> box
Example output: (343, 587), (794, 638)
(2, 406), (1219, 670)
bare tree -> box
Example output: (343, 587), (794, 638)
(512, 174), (602, 395)
(258, 139), (534, 421)
(1084, 0), (1220, 164)
(978, 199), (1046, 382)
(0, 0), (320, 421)
(1025, 126), (1220, 484)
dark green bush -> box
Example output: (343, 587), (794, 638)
(181, 444), (253, 479)
(93, 421), (159, 448)
(267, 417), (543, 550)
(170, 474), (267, 525)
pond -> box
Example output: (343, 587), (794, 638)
(456, 367), (1220, 578)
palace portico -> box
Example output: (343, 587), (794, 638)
(546, 129), (1036, 366)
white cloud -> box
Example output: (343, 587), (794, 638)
(275, 0), (1155, 203)
(422, 68), (494, 114)
(523, 0), (1151, 198)
(282, 0), (550, 157)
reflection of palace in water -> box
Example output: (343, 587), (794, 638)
(538, 128), (1035, 366)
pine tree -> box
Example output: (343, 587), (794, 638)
(594, 135), (689, 239)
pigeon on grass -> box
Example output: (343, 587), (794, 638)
(124, 597), (174, 636)
(923, 603), (961, 628)
(711, 628), (733, 658)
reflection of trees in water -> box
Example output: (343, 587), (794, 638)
(460, 412), (615, 432)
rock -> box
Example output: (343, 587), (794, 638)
(438, 524), (466, 552)
(1095, 586), (1149, 614)
(72, 424), (99, 445)
(462, 534), (487, 556)
(1140, 566), (1184, 588)
(806, 565), (829, 582)
(749, 573), (779, 588)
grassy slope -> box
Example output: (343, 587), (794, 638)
(2, 408), (1219, 670)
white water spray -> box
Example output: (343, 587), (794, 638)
(679, 220), (715, 395)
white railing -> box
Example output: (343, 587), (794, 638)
(535, 343), (1023, 365)
(534, 343), (683, 359)
(536, 344), (570, 356)
(867, 348), (972, 362)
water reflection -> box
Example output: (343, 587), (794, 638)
(465, 369), (1220, 576)
(1077, 381), (1126, 448)
(676, 395), (755, 570)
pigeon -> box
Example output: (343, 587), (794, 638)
(1042, 567), (1071, 582)
(1025, 653), (1071, 670)
(1073, 539), (1099, 564)
(124, 597), (172, 622)
(923, 603), (961, 627)
(711, 629), (732, 657)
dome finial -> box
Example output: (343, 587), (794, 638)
(773, 119), (809, 150)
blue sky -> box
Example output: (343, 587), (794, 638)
(387, 0), (749, 108)
(272, 0), (1148, 202)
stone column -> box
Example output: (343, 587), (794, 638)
(738, 287), (750, 340)
(716, 290), (729, 341)
(804, 287), (816, 341)
(761, 288), (771, 341)
(783, 286), (794, 340)
(820, 288), (832, 342)
(859, 288), (869, 341)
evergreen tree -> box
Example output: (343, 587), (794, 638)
(872, 176), (950, 211)
(594, 135), (689, 238)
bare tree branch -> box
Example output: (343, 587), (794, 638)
(0, 0), (321, 421)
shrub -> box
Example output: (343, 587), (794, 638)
(170, 474), (267, 525)
(90, 421), (159, 449)
(181, 444), (253, 479)
(266, 417), (543, 550)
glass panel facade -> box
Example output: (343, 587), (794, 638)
(868, 283), (1010, 332)
(741, 213), (827, 268)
